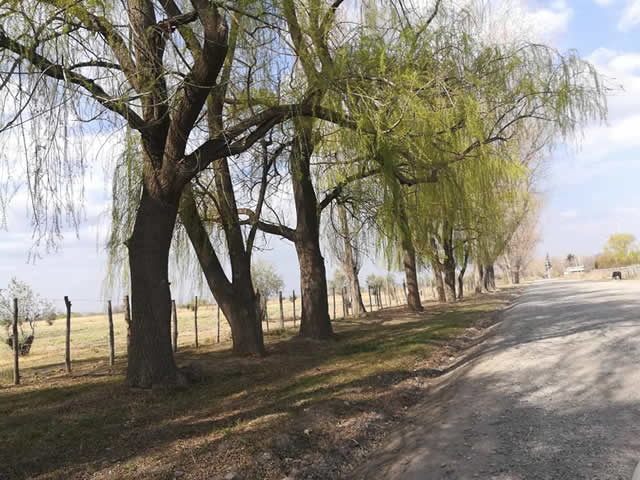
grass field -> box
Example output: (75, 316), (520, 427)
(0, 290), (406, 382)
(0, 289), (518, 480)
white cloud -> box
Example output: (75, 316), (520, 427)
(472, 0), (573, 44)
(594, 0), (616, 6)
(559, 209), (578, 219)
(618, 0), (640, 30)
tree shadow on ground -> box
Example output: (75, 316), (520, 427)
(0, 292), (516, 480)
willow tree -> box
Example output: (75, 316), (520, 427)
(327, 3), (605, 311)
(0, 0), (350, 387)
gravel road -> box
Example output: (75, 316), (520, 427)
(352, 281), (640, 480)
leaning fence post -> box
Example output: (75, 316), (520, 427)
(107, 300), (115, 366)
(172, 299), (178, 353)
(279, 291), (284, 329)
(13, 298), (19, 385)
(292, 290), (297, 327)
(194, 296), (199, 348)
(64, 296), (72, 373)
(216, 303), (221, 343)
(123, 295), (132, 354)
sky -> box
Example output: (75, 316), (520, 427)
(2, 0), (640, 312)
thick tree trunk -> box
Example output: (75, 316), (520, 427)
(291, 121), (333, 339)
(442, 229), (456, 302)
(296, 240), (333, 338)
(431, 260), (447, 302)
(126, 187), (182, 389)
(476, 264), (486, 293)
(458, 248), (469, 300)
(484, 263), (496, 291)
(180, 187), (265, 355)
(403, 244), (423, 312)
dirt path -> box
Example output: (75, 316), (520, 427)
(352, 281), (640, 480)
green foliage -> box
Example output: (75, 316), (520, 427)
(251, 259), (284, 300)
(595, 233), (640, 268)
(328, 271), (347, 291)
(366, 274), (384, 289)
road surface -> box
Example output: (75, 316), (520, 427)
(353, 281), (640, 480)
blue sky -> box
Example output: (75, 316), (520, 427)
(2, 0), (640, 312)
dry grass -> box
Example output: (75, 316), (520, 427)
(0, 291), (403, 382)
(0, 289), (519, 480)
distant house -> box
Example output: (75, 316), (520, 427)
(564, 265), (585, 275)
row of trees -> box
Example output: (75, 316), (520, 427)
(0, 0), (606, 388)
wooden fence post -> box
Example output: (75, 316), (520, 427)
(279, 291), (284, 329)
(172, 299), (178, 353)
(12, 298), (19, 385)
(262, 292), (269, 332)
(194, 296), (199, 348)
(341, 287), (346, 318)
(292, 290), (297, 327)
(107, 300), (115, 366)
(123, 295), (132, 354)
(64, 296), (71, 374)
(332, 287), (336, 320)
(216, 303), (221, 343)
(368, 286), (373, 311)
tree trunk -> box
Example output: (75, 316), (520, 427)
(476, 264), (485, 293)
(296, 240), (334, 338)
(431, 259), (447, 302)
(291, 120), (333, 339)
(484, 263), (496, 291)
(458, 248), (469, 300)
(126, 187), (183, 389)
(442, 229), (457, 303)
(403, 244), (423, 312)
(338, 204), (366, 315)
(180, 187), (265, 356)
(512, 267), (521, 284)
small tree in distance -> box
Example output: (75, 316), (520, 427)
(251, 260), (285, 302)
(596, 233), (640, 268)
(0, 278), (55, 354)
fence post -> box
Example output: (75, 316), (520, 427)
(64, 296), (72, 374)
(216, 303), (221, 343)
(12, 298), (19, 385)
(172, 299), (178, 353)
(368, 286), (373, 311)
(292, 290), (297, 327)
(123, 295), (132, 355)
(341, 287), (346, 318)
(279, 291), (284, 329)
(194, 296), (199, 348)
(402, 281), (407, 302)
(332, 287), (336, 320)
(107, 300), (115, 366)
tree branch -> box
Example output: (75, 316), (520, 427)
(0, 30), (146, 130)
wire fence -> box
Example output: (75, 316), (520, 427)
(2, 283), (442, 386)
